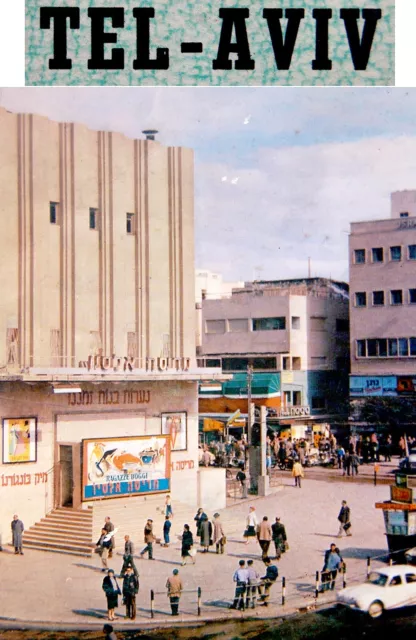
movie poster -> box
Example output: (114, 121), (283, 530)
(2, 418), (37, 464)
(161, 412), (187, 451)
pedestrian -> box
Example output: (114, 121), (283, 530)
(96, 527), (112, 571)
(258, 516), (272, 560)
(399, 436), (406, 458)
(236, 464), (248, 499)
(140, 519), (155, 559)
(384, 435), (392, 462)
(104, 516), (115, 559)
(165, 494), (173, 518)
(163, 515), (172, 548)
(342, 451), (351, 476)
(166, 568), (183, 616)
(321, 543), (343, 591)
(271, 517), (287, 559)
(337, 500), (352, 537)
(199, 513), (212, 552)
(11, 514), (24, 555)
(230, 559), (249, 610)
(212, 512), (225, 554)
(350, 452), (360, 476)
(122, 565), (139, 620)
(120, 534), (139, 577)
(258, 557), (278, 606)
(103, 623), (117, 640)
(246, 559), (260, 609)
(181, 524), (195, 565)
(266, 436), (272, 475)
(336, 445), (345, 469)
(244, 506), (258, 544)
(194, 507), (205, 539)
(292, 460), (304, 487)
(102, 569), (121, 621)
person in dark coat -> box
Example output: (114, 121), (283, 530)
(11, 515), (24, 555)
(122, 566), (139, 620)
(102, 569), (121, 621)
(181, 524), (195, 565)
(140, 519), (155, 560)
(96, 528), (112, 571)
(194, 508), (205, 538)
(271, 517), (287, 559)
(120, 535), (138, 577)
(321, 544), (343, 591)
(200, 513), (213, 552)
(104, 516), (115, 559)
(337, 500), (352, 537)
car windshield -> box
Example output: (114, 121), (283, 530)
(367, 572), (388, 586)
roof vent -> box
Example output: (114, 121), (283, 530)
(142, 129), (158, 141)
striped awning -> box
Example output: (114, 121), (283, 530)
(199, 373), (280, 399)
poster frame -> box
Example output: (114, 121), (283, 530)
(2, 417), (38, 464)
(161, 411), (188, 451)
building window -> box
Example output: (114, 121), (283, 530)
(400, 212), (409, 218)
(409, 245), (416, 260)
(251, 357), (277, 370)
(372, 247), (384, 263)
(410, 338), (416, 356)
(372, 291), (385, 306)
(355, 292), (367, 307)
(206, 358), (221, 367)
(291, 316), (301, 330)
(50, 202), (59, 224)
(354, 249), (366, 264)
(310, 317), (326, 331)
(89, 207), (99, 230)
(357, 340), (366, 357)
(399, 338), (409, 356)
(228, 318), (248, 333)
(126, 213), (135, 235)
(252, 317), (286, 331)
(292, 357), (301, 370)
(388, 338), (398, 357)
(205, 320), (226, 334)
(391, 290), (403, 305)
(410, 289), (416, 304)
(293, 390), (302, 406)
(336, 318), (349, 332)
(378, 338), (387, 357)
(390, 246), (402, 261)
(282, 356), (290, 371)
(367, 339), (377, 357)
(284, 390), (292, 406)
(311, 397), (327, 410)
(222, 357), (248, 371)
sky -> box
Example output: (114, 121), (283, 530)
(2, 87), (416, 283)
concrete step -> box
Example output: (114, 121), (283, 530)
(40, 517), (93, 529)
(23, 532), (94, 548)
(20, 543), (92, 558)
(25, 528), (93, 544)
(43, 513), (93, 525)
(21, 537), (93, 554)
(54, 508), (93, 520)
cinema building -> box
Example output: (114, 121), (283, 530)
(0, 107), (224, 551)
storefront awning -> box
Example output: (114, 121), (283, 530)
(199, 372), (280, 399)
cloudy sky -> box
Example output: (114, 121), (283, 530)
(2, 87), (416, 283)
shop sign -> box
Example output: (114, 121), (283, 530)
(67, 388), (150, 406)
(397, 376), (416, 395)
(1, 471), (48, 486)
(398, 219), (416, 230)
(396, 473), (409, 489)
(79, 353), (191, 373)
(349, 376), (397, 397)
(276, 406), (310, 418)
(82, 435), (170, 500)
(391, 485), (414, 504)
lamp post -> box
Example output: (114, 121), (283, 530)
(247, 365), (253, 444)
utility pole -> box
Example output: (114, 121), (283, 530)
(247, 365), (253, 444)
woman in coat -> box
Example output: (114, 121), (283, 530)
(212, 513), (225, 554)
(244, 506), (258, 544)
(181, 524), (195, 565)
(102, 569), (121, 621)
(194, 508), (204, 538)
(199, 513), (213, 552)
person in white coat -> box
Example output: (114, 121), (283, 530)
(243, 506), (258, 544)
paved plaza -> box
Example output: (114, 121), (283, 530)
(0, 475), (393, 630)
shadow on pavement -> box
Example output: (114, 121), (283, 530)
(294, 582), (316, 593)
(72, 608), (108, 619)
(341, 548), (388, 560)
(314, 533), (341, 538)
(204, 599), (232, 609)
(74, 562), (105, 572)
(227, 552), (262, 560)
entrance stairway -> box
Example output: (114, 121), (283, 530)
(22, 507), (93, 557)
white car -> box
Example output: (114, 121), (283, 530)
(337, 565), (416, 618)
(399, 447), (416, 473)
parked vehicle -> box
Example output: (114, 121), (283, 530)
(405, 548), (416, 565)
(337, 566), (416, 618)
(399, 447), (416, 474)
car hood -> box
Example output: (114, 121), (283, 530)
(338, 584), (384, 601)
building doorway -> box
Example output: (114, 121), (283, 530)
(59, 445), (74, 507)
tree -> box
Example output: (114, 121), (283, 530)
(355, 397), (416, 432)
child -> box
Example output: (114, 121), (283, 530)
(165, 494), (173, 517)
(163, 515), (172, 547)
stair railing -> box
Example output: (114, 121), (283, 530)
(44, 462), (61, 514)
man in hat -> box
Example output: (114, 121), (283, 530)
(11, 514), (24, 555)
(120, 534), (139, 577)
(271, 517), (288, 559)
(166, 568), (183, 616)
(103, 516), (115, 559)
(140, 519), (155, 559)
(122, 565), (139, 620)
(337, 500), (352, 537)
(212, 512), (225, 554)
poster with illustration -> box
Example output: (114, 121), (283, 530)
(2, 418), (37, 464)
(82, 435), (170, 500)
(161, 412), (187, 451)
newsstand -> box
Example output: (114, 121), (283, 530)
(375, 473), (416, 563)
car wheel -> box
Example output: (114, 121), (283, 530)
(368, 600), (384, 619)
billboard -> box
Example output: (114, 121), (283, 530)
(82, 435), (170, 501)
(397, 377), (416, 395)
(349, 376), (397, 397)
(161, 412), (187, 451)
(2, 418), (37, 464)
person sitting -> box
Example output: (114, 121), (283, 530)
(258, 557), (278, 606)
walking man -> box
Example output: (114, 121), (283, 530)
(246, 559), (260, 609)
(258, 516), (272, 560)
(292, 460), (304, 487)
(122, 566), (139, 620)
(104, 516), (115, 559)
(351, 452), (360, 476)
(230, 560), (249, 610)
(271, 517), (287, 559)
(120, 535), (138, 578)
(11, 514), (24, 555)
(96, 528), (112, 571)
(258, 557), (278, 606)
(166, 568), (183, 616)
(212, 512), (225, 554)
(140, 519), (155, 559)
(337, 500), (352, 537)
(236, 464), (248, 499)
(163, 516), (172, 547)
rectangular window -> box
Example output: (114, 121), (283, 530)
(388, 338), (398, 357)
(252, 317), (286, 331)
(378, 339), (387, 357)
(228, 319), (248, 333)
(372, 247), (384, 263)
(126, 213), (135, 235)
(391, 290), (403, 305)
(336, 318), (349, 332)
(409, 245), (416, 260)
(284, 391), (292, 406)
(222, 357), (248, 371)
(292, 357), (301, 370)
(293, 390), (302, 406)
(89, 207), (99, 230)
(310, 317), (326, 331)
(367, 339), (377, 357)
(252, 357), (277, 370)
(355, 292), (367, 307)
(399, 338), (409, 356)
(354, 249), (366, 264)
(357, 340), (366, 357)
(390, 246), (402, 261)
(282, 356), (290, 371)
(206, 358), (221, 367)
(409, 289), (416, 304)
(311, 397), (327, 410)
(410, 338), (416, 357)
(205, 320), (226, 334)
(291, 316), (301, 330)
(373, 291), (385, 306)
(400, 212), (409, 218)
(50, 201), (59, 224)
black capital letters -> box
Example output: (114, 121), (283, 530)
(312, 9), (332, 70)
(212, 9), (255, 70)
(88, 8), (125, 70)
(340, 8), (382, 70)
(132, 8), (169, 70)
(40, 7), (80, 70)
(263, 9), (305, 70)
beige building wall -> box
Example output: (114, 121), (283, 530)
(0, 107), (195, 370)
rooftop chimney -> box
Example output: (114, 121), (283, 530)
(142, 129), (158, 141)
